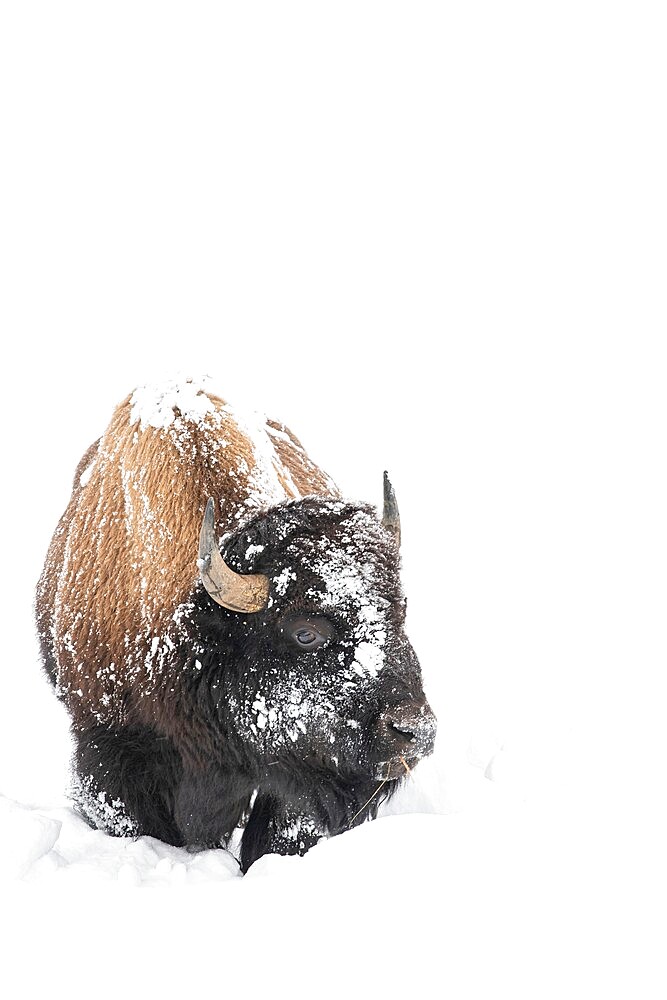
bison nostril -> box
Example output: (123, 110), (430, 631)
(379, 700), (437, 761)
(387, 720), (416, 744)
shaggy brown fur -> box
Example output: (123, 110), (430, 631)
(36, 384), (340, 736)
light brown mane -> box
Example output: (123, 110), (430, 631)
(36, 383), (340, 729)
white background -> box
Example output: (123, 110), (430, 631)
(0, 1), (665, 995)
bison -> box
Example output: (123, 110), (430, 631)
(36, 377), (436, 871)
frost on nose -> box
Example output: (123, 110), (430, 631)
(379, 699), (437, 761)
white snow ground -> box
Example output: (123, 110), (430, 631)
(1, 632), (662, 997)
(2, 746), (661, 997)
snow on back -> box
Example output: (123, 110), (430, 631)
(129, 376), (301, 519)
(223, 403), (302, 510)
(79, 461), (95, 487)
(130, 376), (215, 431)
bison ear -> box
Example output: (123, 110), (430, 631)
(197, 498), (270, 613)
(382, 471), (401, 548)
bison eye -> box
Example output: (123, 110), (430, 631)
(280, 616), (334, 651)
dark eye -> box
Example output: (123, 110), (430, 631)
(280, 616), (334, 651)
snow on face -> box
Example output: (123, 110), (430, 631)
(303, 508), (392, 680)
(229, 664), (343, 752)
(225, 503), (403, 767)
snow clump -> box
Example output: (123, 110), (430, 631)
(129, 376), (216, 431)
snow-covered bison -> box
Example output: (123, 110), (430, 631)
(36, 378), (436, 871)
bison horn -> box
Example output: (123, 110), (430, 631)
(382, 471), (401, 548)
(198, 498), (270, 613)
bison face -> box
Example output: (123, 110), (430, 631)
(196, 497), (436, 784)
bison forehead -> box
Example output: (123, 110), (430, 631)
(273, 508), (398, 679)
(225, 498), (402, 679)
(231, 499), (399, 602)
(284, 507), (398, 602)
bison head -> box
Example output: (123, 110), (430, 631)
(193, 478), (436, 787)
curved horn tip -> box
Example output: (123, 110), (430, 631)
(204, 497), (216, 526)
(198, 497), (216, 561)
(382, 471), (401, 548)
(383, 470), (398, 509)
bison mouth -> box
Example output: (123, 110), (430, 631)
(374, 755), (420, 781)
